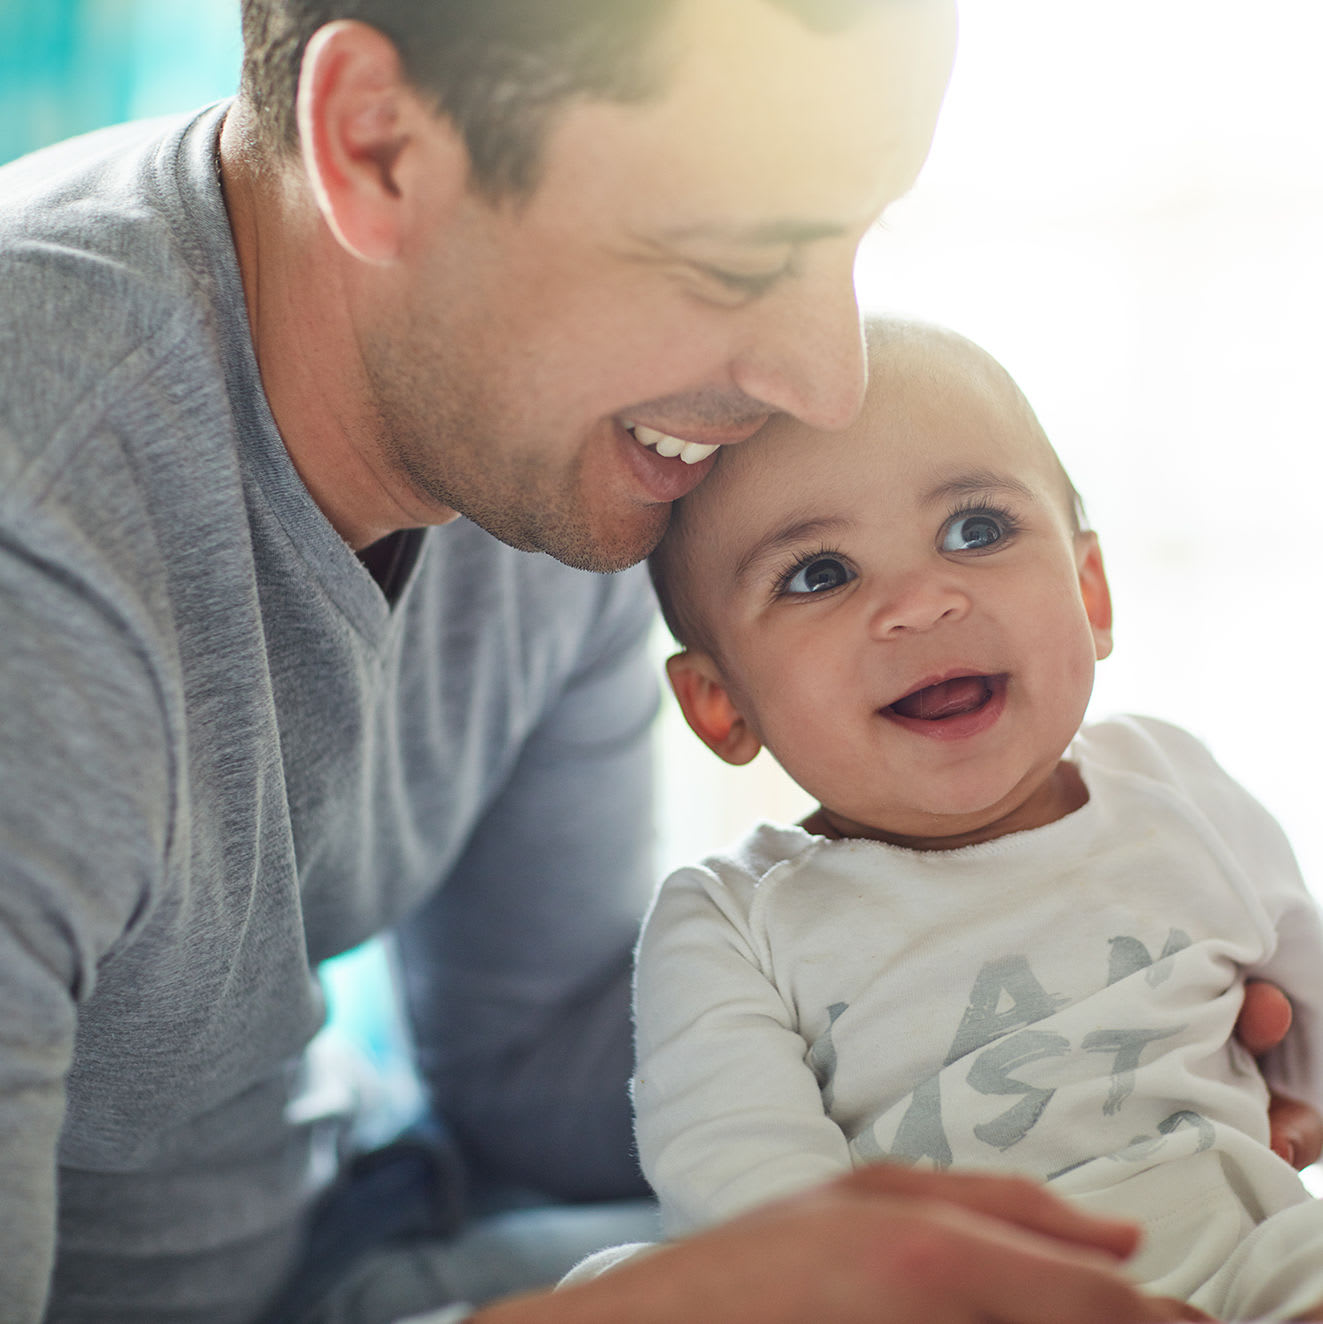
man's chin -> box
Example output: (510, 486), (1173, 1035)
(544, 513), (671, 574)
(480, 503), (671, 574)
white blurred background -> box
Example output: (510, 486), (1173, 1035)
(656, 1), (1323, 904)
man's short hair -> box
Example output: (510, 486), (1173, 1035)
(238, 0), (893, 198)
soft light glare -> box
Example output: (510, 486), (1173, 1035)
(658, 2), (1323, 897)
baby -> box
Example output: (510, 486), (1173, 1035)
(635, 318), (1323, 1320)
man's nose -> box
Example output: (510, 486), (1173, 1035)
(729, 257), (869, 433)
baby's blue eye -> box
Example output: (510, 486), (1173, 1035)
(941, 513), (1006, 552)
(782, 556), (855, 595)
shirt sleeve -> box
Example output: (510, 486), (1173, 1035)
(633, 857), (853, 1237)
(0, 534), (172, 1321)
(1132, 716), (1323, 1110)
(396, 567), (660, 1202)
(1223, 779), (1323, 1109)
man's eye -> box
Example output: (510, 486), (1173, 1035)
(781, 556), (855, 595)
(940, 512), (1009, 553)
(696, 261), (792, 301)
(711, 269), (781, 298)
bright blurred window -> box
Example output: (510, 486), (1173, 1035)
(658, 2), (1323, 900)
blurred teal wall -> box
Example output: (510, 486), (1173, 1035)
(0, 0), (242, 165)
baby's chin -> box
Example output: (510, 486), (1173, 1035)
(814, 761), (1083, 851)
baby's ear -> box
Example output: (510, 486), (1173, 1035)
(1076, 531), (1113, 660)
(665, 651), (762, 767)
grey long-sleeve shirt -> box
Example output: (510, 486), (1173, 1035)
(0, 105), (658, 1323)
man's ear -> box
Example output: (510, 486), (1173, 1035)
(1076, 531), (1113, 661)
(665, 651), (763, 767)
(296, 20), (468, 264)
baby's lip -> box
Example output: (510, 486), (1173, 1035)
(886, 673), (1003, 721)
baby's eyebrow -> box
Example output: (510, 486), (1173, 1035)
(734, 515), (852, 585)
(923, 469), (1036, 507)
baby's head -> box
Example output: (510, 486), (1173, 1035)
(651, 317), (1113, 849)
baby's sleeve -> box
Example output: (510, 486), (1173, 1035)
(1166, 718), (1323, 1109)
(1249, 855), (1323, 1110)
(632, 858), (853, 1237)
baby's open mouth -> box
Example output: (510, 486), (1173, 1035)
(888, 674), (1002, 721)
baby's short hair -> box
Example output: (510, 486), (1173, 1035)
(649, 494), (720, 654)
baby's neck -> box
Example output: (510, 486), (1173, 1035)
(801, 760), (1089, 852)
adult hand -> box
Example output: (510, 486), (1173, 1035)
(474, 1165), (1191, 1324)
(1236, 979), (1323, 1169)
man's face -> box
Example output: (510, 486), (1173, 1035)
(362, 0), (955, 570)
(672, 337), (1113, 847)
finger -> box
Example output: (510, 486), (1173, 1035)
(1147, 1296), (1219, 1321)
(841, 1164), (1141, 1260)
(1236, 979), (1293, 1057)
(1269, 1091), (1323, 1169)
(882, 1206), (1175, 1324)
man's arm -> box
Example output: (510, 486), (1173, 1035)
(396, 567), (659, 1200)
(471, 1166), (1202, 1324)
(0, 538), (171, 1320)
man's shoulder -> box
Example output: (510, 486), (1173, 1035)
(0, 106), (225, 313)
(0, 107), (233, 504)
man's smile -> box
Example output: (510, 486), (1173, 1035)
(624, 422), (719, 466)
(622, 415), (772, 466)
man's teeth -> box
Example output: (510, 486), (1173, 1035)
(628, 423), (719, 466)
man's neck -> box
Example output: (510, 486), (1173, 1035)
(216, 108), (433, 551)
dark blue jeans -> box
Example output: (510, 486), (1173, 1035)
(261, 1127), (659, 1323)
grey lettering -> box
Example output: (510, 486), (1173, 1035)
(806, 1002), (848, 1112)
(1109, 1109), (1215, 1164)
(851, 1122), (885, 1163)
(968, 1028), (1071, 1150)
(945, 956), (1069, 1064)
(1106, 929), (1192, 989)
(1082, 1026), (1185, 1115)
(885, 1074), (953, 1168)
(1158, 1108), (1216, 1153)
(1113, 1132), (1166, 1162)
